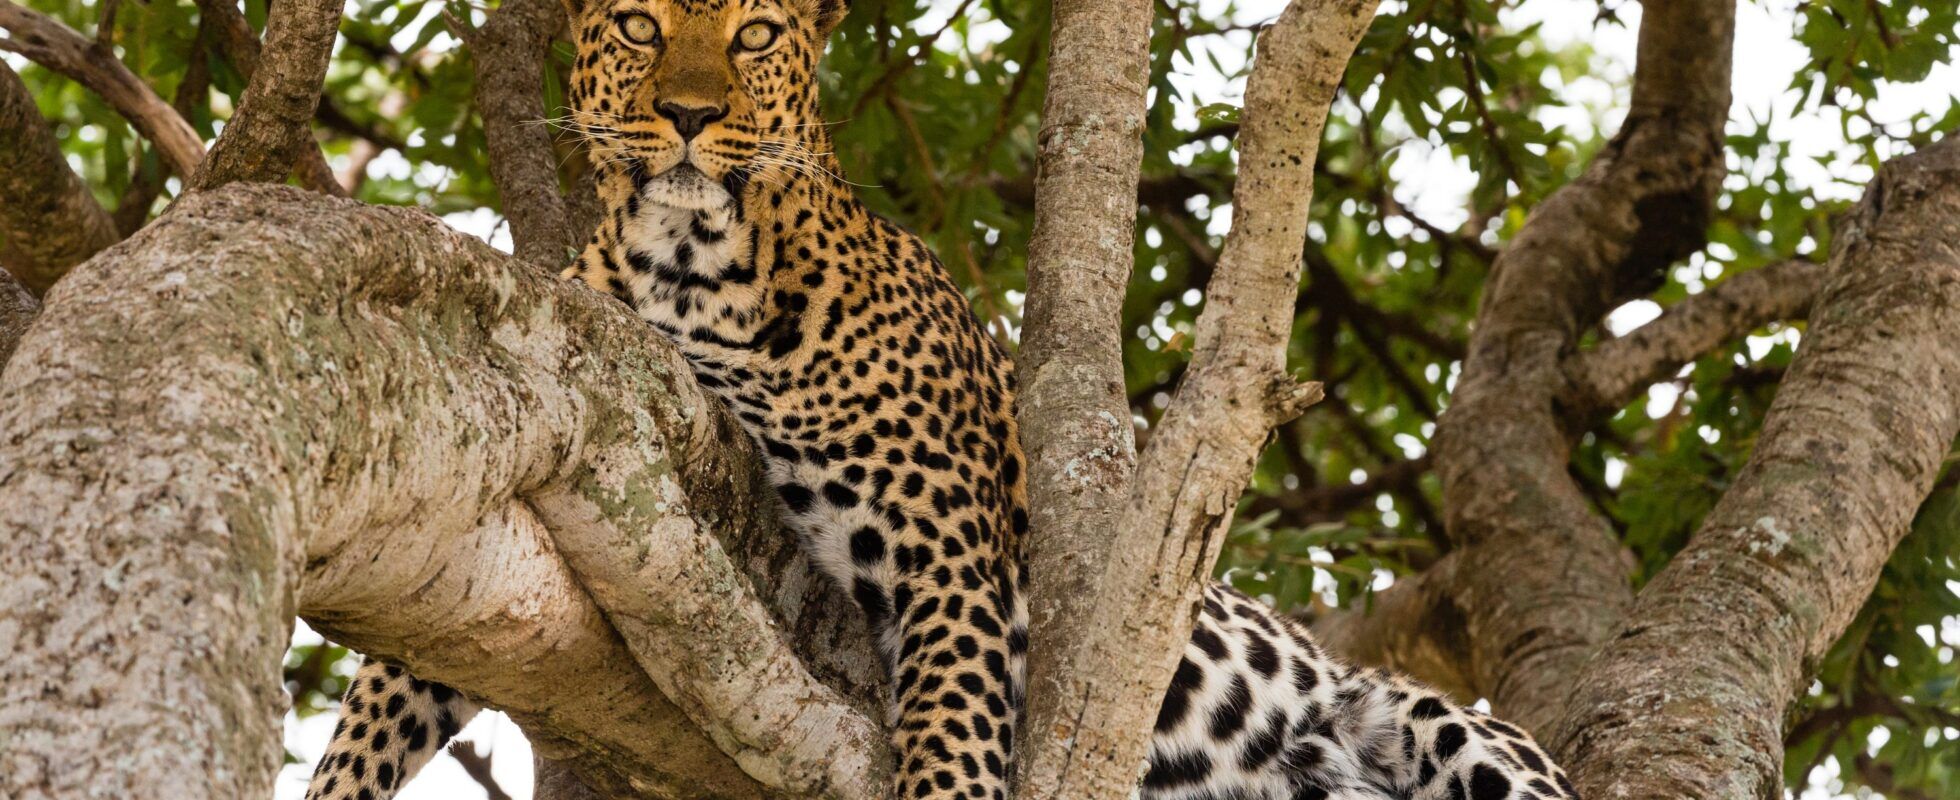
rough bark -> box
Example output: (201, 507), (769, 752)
(462, 0), (581, 269)
(1015, 1), (1365, 795)
(191, 0), (347, 197)
(1555, 136), (1960, 799)
(0, 2), (205, 178)
(1563, 259), (1823, 418)
(187, 0), (342, 191)
(0, 185), (882, 800)
(0, 262), (35, 365)
(1421, 0), (1735, 733)
(1015, 0), (1151, 749)
(0, 62), (119, 294)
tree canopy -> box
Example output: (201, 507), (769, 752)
(4, 0), (1956, 796)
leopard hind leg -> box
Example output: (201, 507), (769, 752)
(304, 656), (479, 800)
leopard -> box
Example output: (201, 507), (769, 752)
(303, 0), (1581, 798)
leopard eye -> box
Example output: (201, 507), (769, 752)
(618, 13), (659, 45)
(737, 21), (779, 52)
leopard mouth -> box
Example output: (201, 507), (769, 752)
(642, 162), (735, 211)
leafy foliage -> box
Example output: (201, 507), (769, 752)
(6, 0), (1955, 794)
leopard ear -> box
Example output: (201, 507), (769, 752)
(811, 0), (850, 37)
(559, 0), (585, 20)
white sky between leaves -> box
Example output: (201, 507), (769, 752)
(213, 0), (1954, 797)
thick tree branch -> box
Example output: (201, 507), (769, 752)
(0, 61), (118, 293)
(1424, 0), (1735, 734)
(187, 0), (341, 192)
(1556, 136), (1960, 798)
(1014, 0), (1152, 782)
(0, 1), (204, 177)
(1017, 0), (1366, 793)
(458, 0), (580, 268)
(191, 0), (346, 197)
(0, 185), (883, 799)
(1562, 259), (1823, 416)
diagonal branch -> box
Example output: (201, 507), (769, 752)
(187, 0), (342, 192)
(0, 61), (119, 294)
(1562, 259), (1823, 417)
(0, 1), (204, 178)
(191, 0), (346, 197)
(1555, 136), (1960, 798)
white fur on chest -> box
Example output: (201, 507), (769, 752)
(620, 201), (768, 356)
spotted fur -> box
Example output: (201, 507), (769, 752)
(303, 0), (1579, 798)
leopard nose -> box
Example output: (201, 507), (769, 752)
(656, 101), (728, 141)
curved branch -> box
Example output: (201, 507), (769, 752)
(0, 185), (880, 799)
(1016, 0), (1364, 792)
(0, 61), (118, 293)
(1563, 259), (1823, 416)
(187, 0), (341, 191)
(1426, 0), (1736, 734)
(1555, 136), (1960, 798)
(0, 1), (204, 177)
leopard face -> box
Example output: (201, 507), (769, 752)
(565, 0), (847, 210)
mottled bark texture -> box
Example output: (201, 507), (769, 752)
(0, 62), (119, 294)
(190, 0), (347, 197)
(1556, 136), (1960, 799)
(0, 262), (35, 365)
(187, 0), (342, 192)
(462, 0), (583, 269)
(1421, 0), (1736, 733)
(1015, 0), (1151, 734)
(0, 185), (886, 800)
(0, 2), (205, 178)
(1015, 1), (1363, 795)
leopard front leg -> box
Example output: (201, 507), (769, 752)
(304, 657), (479, 800)
(773, 459), (1019, 800)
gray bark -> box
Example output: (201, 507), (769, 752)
(1015, 0), (1366, 795)
(190, 0), (347, 197)
(0, 61), (120, 294)
(0, 185), (881, 800)
(187, 0), (342, 192)
(1015, 1), (1151, 773)
(1421, 0), (1736, 733)
(462, 0), (583, 269)
(1555, 136), (1960, 799)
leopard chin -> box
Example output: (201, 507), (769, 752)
(643, 163), (734, 211)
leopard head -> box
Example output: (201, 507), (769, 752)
(561, 0), (848, 211)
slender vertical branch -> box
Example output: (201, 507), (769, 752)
(1012, 0), (1152, 784)
(459, 0), (581, 268)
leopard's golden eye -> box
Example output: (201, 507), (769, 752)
(618, 13), (659, 45)
(737, 22), (779, 52)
